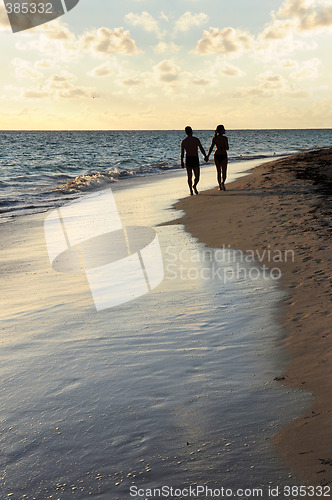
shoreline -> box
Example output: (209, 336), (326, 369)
(169, 148), (332, 484)
(0, 154), (273, 225)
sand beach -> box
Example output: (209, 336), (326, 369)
(171, 148), (332, 486)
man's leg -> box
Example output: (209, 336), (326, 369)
(186, 166), (193, 195)
(193, 165), (200, 194)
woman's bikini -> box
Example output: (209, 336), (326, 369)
(214, 136), (227, 162)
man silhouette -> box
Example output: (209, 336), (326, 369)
(181, 126), (207, 195)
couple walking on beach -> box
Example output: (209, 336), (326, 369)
(181, 125), (229, 195)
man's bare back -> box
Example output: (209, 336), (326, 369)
(181, 136), (205, 157)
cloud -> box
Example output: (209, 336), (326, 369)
(220, 62), (245, 77)
(37, 19), (75, 40)
(277, 0), (315, 19)
(276, 0), (332, 29)
(283, 88), (309, 97)
(160, 12), (169, 22)
(12, 58), (43, 79)
(81, 27), (140, 55)
(154, 59), (180, 83)
(23, 88), (50, 99)
(234, 71), (287, 97)
(233, 70), (309, 99)
(88, 62), (114, 77)
(15, 20), (80, 61)
(35, 58), (54, 69)
(257, 71), (288, 90)
(280, 58), (298, 68)
(87, 57), (123, 78)
(205, 57), (245, 79)
(260, 18), (296, 40)
(48, 71), (75, 89)
(262, 0), (332, 41)
(153, 41), (180, 54)
(22, 72), (98, 99)
(289, 57), (321, 79)
(14, 20), (140, 61)
(193, 0), (330, 66)
(174, 12), (208, 32)
(122, 79), (143, 86)
(192, 0), (330, 64)
(194, 27), (253, 55)
(56, 87), (97, 99)
(190, 78), (211, 86)
(255, 18), (317, 62)
(233, 87), (274, 98)
(298, 4), (332, 30)
(125, 11), (162, 37)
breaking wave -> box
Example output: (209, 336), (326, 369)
(53, 163), (177, 193)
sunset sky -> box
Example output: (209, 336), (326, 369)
(0, 0), (331, 130)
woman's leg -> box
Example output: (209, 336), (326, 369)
(221, 158), (228, 189)
(215, 160), (222, 190)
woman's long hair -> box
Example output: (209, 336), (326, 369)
(215, 124), (225, 136)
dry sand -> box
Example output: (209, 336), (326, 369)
(169, 148), (332, 486)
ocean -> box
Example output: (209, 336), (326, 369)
(0, 128), (331, 221)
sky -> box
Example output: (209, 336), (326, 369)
(0, 0), (331, 130)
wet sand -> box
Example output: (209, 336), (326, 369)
(0, 162), (311, 498)
(171, 148), (332, 485)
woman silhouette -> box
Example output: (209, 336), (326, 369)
(206, 125), (229, 191)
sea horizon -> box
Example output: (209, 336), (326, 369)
(1, 127), (331, 131)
